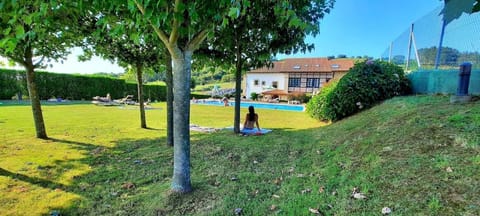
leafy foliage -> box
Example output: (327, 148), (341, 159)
(0, 69), (24, 99)
(0, 69), (166, 101)
(306, 80), (338, 120)
(250, 92), (259, 101)
(307, 60), (411, 121)
(442, 0), (480, 24)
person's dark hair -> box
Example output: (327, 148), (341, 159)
(248, 106), (256, 121)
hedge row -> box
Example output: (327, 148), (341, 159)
(0, 69), (166, 101)
(307, 60), (411, 121)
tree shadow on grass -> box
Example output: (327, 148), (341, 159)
(39, 128), (329, 215)
(48, 137), (100, 150)
(0, 167), (67, 189)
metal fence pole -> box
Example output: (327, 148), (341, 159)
(405, 23), (414, 71)
(434, 20), (447, 69)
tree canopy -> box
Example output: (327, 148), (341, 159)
(199, 0), (335, 133)
(0, 0), (84, 138)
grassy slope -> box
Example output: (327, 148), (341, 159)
(0, 96), (479, 215)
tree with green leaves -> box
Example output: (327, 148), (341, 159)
(0, 1), (82, 139)
(91, 0), (334, 194)
(127, 0), (231, 193)
(442, 0), (480, 23)
(80, 14), (163, 129)
(200, 0), (335, 133)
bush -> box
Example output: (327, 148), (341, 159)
(0, 69), (167, 101)
(306, 80), (339, 120)
(288, 92), (311, 103)
(250, 92), (258, 101)
(307, 60), (411, 121)
(190, 93), (210, 99)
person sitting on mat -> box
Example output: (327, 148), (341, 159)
(243, 105), (261, 131)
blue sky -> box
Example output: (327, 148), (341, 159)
(277, 0), (444, 59)
(46, 0), (443, 74)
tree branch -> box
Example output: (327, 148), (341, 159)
(186, 29), (209, 51)
(134, 0), (173, 53)
(6, 54), (26, 67)
(169, 0), (181, 44)
(33, 56), (45, 68)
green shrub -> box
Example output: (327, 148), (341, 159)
(306, 80), (338, 120)
(288, 92), (311, 103)
(190, 93), (210, 99)
(0, 69), (166, 101)
(307, 60), (411, 121)
(0, 69), (26, 99)
(250, 92), (258, 101)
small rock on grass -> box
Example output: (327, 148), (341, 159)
(381, 207), (392, 214)
(234, 208), (242, 215)
(308, 207), (320, 214)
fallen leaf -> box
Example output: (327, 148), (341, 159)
(122, 182), (135, 189)
(446, 166), (453, 172)
(308, 207), (320, 214)
(273, 177), (283, 185)
(270, 205), (277, 211)
(352, 193), (367, 199)
(318, 186), (324, 193)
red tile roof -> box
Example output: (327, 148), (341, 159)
(249, 58), (355, 73)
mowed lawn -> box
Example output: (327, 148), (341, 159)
(1, 96), (479, 215)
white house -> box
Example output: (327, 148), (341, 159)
(243, 57), (355, 100)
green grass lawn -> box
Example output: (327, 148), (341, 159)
(0, 96), (479, 215)
(193, 82), (236, 94)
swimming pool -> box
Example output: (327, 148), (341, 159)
(193, 100), (304, 112)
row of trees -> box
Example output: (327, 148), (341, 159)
(2, 0), (478, 196)
(0, 0), (335, 194)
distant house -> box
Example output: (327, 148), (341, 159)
(243, 58), (355, 100)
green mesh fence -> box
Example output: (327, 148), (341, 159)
(381, 4), (480, 71)
(408, 69), (480, 95)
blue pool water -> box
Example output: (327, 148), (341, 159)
(193, 100), (304, 112)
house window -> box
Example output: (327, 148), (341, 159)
(306, 78), (320, 88)
(254, 80), (259, 86)
(261, 81), (266, 86)
(288, 78), (301, 87)
(272, 81), (278, 88)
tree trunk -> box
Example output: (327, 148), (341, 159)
(136, 64), (147, 129)
(233, 21), (244, 134)
(24, 46), (48, 139)
(171, 49), (192, 193)
(165, 52), (174, 146)
(233, 45), (243, 134)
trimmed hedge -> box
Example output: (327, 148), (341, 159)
(0, 69), (24, 99)
(306, 80), (338, 120)
(307, 60), (411, 121)
(0, 69), (166, 101)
